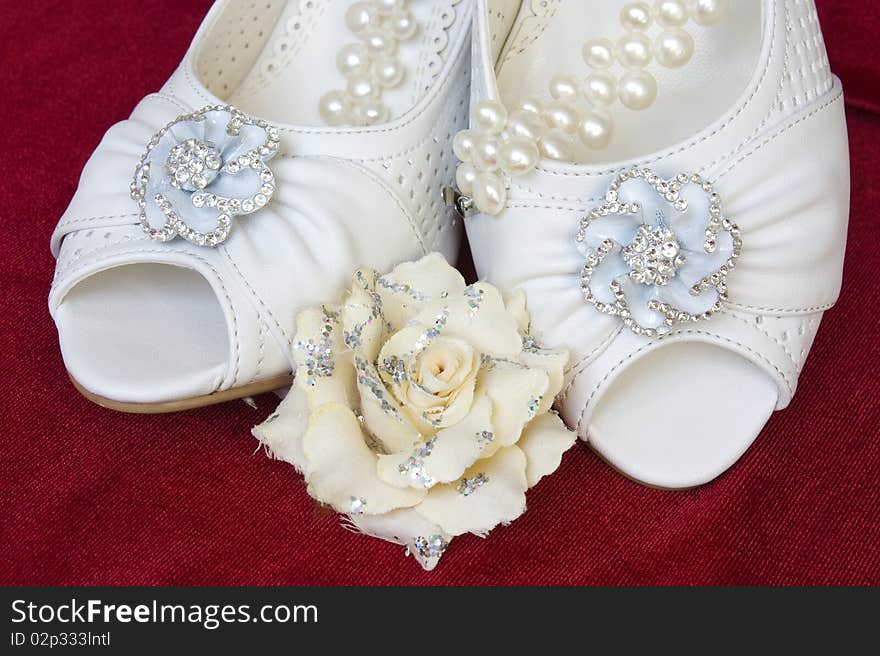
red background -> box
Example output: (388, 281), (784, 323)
(2, 1), (878, 585)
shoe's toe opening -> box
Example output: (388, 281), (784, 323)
(55, 264), (229, 405)
(588, 342), (779, 489)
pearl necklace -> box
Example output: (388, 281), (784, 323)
(454, 0), (728, 215)
(318, 0), (419, 127)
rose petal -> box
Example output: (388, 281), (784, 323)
(293, 306), (357, 408)
(354, 355), (422, 454)
(479, 359), (550, 447)
(341, 296), (384, 363)
(350, 509), (450, 572)
(515, 411), (576, 487)
(518, 345), (569, 416)
(376, 253), (467, 330)
(252, 385), (310, 474)
(376, 395), (494, 489)
(411, 283), (522, 360)
(504, 289), (531, 333)
(415, 446), (529, 536)
(302, 404), (426, 515)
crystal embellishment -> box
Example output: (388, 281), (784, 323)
(576, 168), (742, 336)
(131, 105), (281, 247)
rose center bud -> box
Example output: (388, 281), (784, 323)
(165, 138), (223, 192)
(416, 341), (470, 395)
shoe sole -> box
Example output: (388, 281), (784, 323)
(69, 374), (293, 414)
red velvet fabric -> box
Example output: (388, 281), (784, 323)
(2, 1), (878, 586)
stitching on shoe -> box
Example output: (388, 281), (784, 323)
(52, 248), (240, 395)
(219, 245), (293, 357)
(330, 157), (429, 255)
(56, 213), (139, 231)
(711, 91), (843, 181)
(55, 235), (150, 279)
(559, 326), (623, 403)
(574, 328), (795, 434)
(725, 301), (835, 314)
(725, 310), (798, 372)
(251, 316), (266, 385)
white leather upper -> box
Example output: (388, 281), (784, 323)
(465, 0), (850, 435)
(49, 0), (473, 403)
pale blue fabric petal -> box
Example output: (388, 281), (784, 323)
(618, 277), (663, 330)
(581, 215), (639, 250)
(221, 124), (268, 162)
(589, 253), (628, 304)
(677, 231), (734, 287)
(166, 120), (200, 145)
(667, 183), (710, 249)
(654, 279), (719, 315)
(207, 167), (263, 201)
(202, 110), (234, 149)
(616, 178), (665, 228)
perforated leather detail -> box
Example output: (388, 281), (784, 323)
(776, 0), (833, 115)
(485, 0), (525, 63)
(735, 312), (823, 378)
(194, 0), (287, 99)
(360, 53), (471, 259)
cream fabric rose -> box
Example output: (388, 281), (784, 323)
(253, 253), (576, 570)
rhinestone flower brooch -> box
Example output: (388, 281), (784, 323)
(576, 168), (741, 335)
(131, 105), (280, 247)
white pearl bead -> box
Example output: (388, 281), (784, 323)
(507, 109), (546, 141)
(387, 10), (418, 39)
(374, 56), (405, 87)
(374, 0), (405, 16)
(578, 110), (613, 150)
(654, 0), (689, 27)
(318, 91), (352, 126)
(353, 100), (389, 125)
(687, 0), (727, 25)
(472, 135), (501, 171)
(345, 2), (379, 34)
(472, 171), (507, 215)
(538, 129), (572, 161)
(582, 72), (617, 107)
(347, 74), (380, 101)
(363, 29), (397, 56)
(473, 100), (508, 135)
(337, 43), (372, 77)
(544, 101), (581, 134)
(549, 74), (580, 102)
(518, 96), (545, 115)
(616, 31), (653, 68)
(455, 162), (478, 195)
(499, 136), (540, 176)
(654, 28), (694, 68)
(618, 70), (658, 110)
(452, 129), (477, 162)
(582, 38), (615, 69)
(620, 2), (653, 30)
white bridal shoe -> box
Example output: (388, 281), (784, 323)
(49, 0), (472, 412)
(458, 0), (850, 487)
